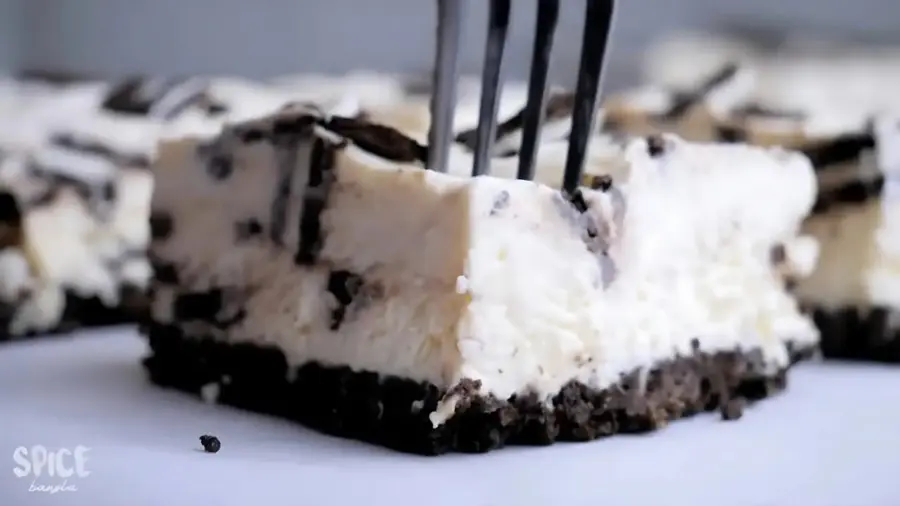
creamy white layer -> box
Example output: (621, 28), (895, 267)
(149, 106), (819, 425)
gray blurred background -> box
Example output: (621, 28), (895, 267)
(1, 0), (899, 90)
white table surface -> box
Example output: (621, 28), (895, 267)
(1, 326), (900, 506)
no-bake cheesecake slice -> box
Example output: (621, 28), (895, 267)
(709, 79), (900, 362)
(142, 103), (819, 454)
(0, 76), (295, 339)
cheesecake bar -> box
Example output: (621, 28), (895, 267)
(0, 112), (155, 338)
(142, 102), (819, 454)
(783, 118), (900, 362)
(710, 83), (900, 362)
(0, 76), (295, 339)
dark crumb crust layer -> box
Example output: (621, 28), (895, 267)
(812, 305), (900, 363)
(143, 321), (813, 455)
(0, 286), (147, 342)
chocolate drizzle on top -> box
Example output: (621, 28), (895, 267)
(320, 117), (428, 163)
(101, 76), (196, 117)
(660, 63), (739, 120)
(455, 92), (575, 154)
(50, 134), (151, 169)
(25, 160), (119, 219)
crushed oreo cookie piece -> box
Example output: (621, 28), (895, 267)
(720, 397), (746, 421)
(199, 434), (221, 453)
(149, 212), (174, 241)
(234, 219), (264, 240)
(294, 138), (341, 265)
(586, 174), (613, 192)
(646, 135), (665, 157)
(0, 192), (22, 224)
(490, 191), (511, 215)
(326, 270), (364, 330)
(320, 116), (428, 163)
(206, 154), (234, 180)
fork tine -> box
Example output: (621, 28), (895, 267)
(516, 0), (560, 181)
(427, 0), (468, 173)
(562, 0), (616, 193)
(471, 0), (512, 177)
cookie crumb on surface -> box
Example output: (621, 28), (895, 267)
(199, 434), (221, 453)
(720, 397), (746, 421)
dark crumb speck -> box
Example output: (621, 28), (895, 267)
(490, 190), (510, 215)
(565, 189), (590, 213)
(204, 102), (228, 116)
(238, 128), (266, 144)
(646, 135), (666, 157)
(770, 243), (786, 265)
(207, 155), (234, 180)
(149, 212), (174, 241)
(199, 434), (221, 453)
(235, 218), (264, 240)
(720, 397), (746, 421)
(586, 174), (613, 192)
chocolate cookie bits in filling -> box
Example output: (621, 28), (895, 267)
(142, 101), (819, 454)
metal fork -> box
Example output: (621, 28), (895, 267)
(425, 0), (616, 194)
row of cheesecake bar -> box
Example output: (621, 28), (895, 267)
(0, 34), (895, 453)
(2, 42), (897, 363)
(607, 31), (900, 363)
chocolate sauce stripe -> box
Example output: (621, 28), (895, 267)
(50, 133), (151, 169)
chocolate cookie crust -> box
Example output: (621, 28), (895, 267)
(143, 321), (808, 455)
(812, 305), (900, 363)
